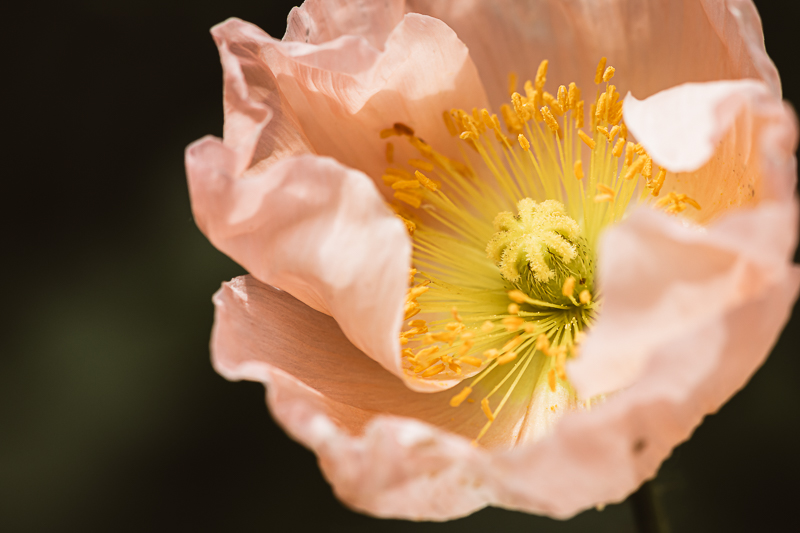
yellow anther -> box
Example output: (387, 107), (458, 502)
(634, 143), (646, 155)
(501, 104), (523, 134)
(543, 92), (563, 115)
(497, 351), (518, 365)
(481, 321), (495, 333)
(594, 183), (615, 202)
(523, 323), (537, 334)
(557, 85), (567, 110)
(385, 167), (412, 178)
(380, 128), (396, 139)
(508, 290), (529, 304)
(562, 276), (576, 297)
(597, 125), (609, 139)
(568, 82), (580, 109)
(459, 356), (483, 367)
(625, 142), (635, 166)
(393, 122), (414, 136)
(445, 322), (465, 332)
(502, 317), (525, 331)
(535, 59), (549, 91)
(442, 110), (458, 136)
(595, 93), (607, 121)
(382, 173), (402, 186)
(392, 179), (421, 190)
(502, 335), (524, 353)
(408, 268), (417, 284)
(508, 303), (520, 315)
(415, 345), (439, 361)
(623, 156), (646, 180)
(457, 342), (475, 357)
(548, 368), (557, 391)
(408, 319), (426, 328)
(421, 362), (445, 378)
(396, 214), (415, 234)
(404, 301), (421, 320)
(518, 133), (530, 151)
(619, 122), (628, 139)
(401, 348), (414, 358)
(595, 57), (607, 84)
(574, 160), (584, 180)
(483, 348), (499, 359)
(602, 66), (615, 82)
(612, 138), (625, 157)
(507, 71), (519, 96)
(608, 125), (620, 140)
(385, 142), (394, 163)
(579, 290), (592, 304)
(450, 386), (473, 407)
(642, 156), (653, 179)
(394, 191), (421, 208)
(655, 192), (702, 213)
(652, 167), (667, 196)
(414, 170), (438, 192)
(536, 334), (550, 353)
(578, 129), (596, 149)
(480, 398), (495, 421)
(575, 101), (584, 128)
(409, 159), (434, 172)
(451, 306), (462, 322)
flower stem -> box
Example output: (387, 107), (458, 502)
(631, 481), (670, 533)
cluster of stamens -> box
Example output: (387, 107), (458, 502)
(379, 58), (701, 444)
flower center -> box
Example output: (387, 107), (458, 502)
(381, 58), (700, 445)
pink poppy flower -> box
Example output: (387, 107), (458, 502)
(185, 0), (799, 521)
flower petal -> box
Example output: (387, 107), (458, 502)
(212, 13), (489, 186)
(284, 0), (406, 50)
(624, 79), (798, 221)
(187, 141), (413, 382)
(408, 0), (779, 110)
(572, 79), (799, 398)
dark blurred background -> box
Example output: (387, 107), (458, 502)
(2, 1), (799, 531)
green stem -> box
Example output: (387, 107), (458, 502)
(631, 481), (670, 533)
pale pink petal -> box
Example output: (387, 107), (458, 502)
(284, 0), (406, 50)
(212, 14), (489, 186)
(571, 79), (799, 398)
(408, 0), (778, 110)
(187, 141), (414, 384)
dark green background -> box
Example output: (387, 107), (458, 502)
(3, 1), (799, 531)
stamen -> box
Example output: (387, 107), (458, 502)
(595, 57), (607, 84)
(578, 130), (596, 149)
(508, 72), (518, 96)
(385, 142), (394, 163)
(450, 386), (473, 407)
(574, 160), (584, 180)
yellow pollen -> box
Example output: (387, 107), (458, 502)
(652, 167), (667, 196)
(568, 82), (580, 109)
(481, 398), (495, 421)
(518, 133), (531, 151)
(574, 160), (584, 180)
(394, 191), (421, 208)
(502, 335), (524, 353)
(450, 386), (473, 407)
(392, 179), (421, 190)
(579, 290), (592, 304)
(404, 301), (421, 320)
(409, 159), (434, 171)
(623, 157), (646, 180)
(408, 319), (426, 328)
(557, 85), (567, 110)
(460, 356), (483, 367)
(414, 170), (438, 192)
(612, 138), (625, 157)
(541, 106), (560, 134)
(597, 125), (610, 140)
(548, 368), (557, 391)
(421, 362), (445, 378)
(562, 276), (576, 297)
(595, 57), (607, 84)
(602, 66), (616, 82)
(497, 351), (518, 365)
(483, 348), (499, 359)
(407, 285), (429, 299)
(625, 142), (635, 166)
(535, 59), (548, 91)
(578, 129), (596, 149)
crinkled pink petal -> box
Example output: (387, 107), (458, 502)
(212, 13), (489, 185)
(211, 268), (799, 520)
(407, 0), (778, 110)
(571, 79), (799, 398)
(187, 139), (415, 384)
(284, 0), (406, 50)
